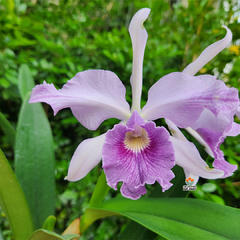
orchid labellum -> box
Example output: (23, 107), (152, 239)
(30, 8), (240, 200)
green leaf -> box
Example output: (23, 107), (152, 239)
(0, 112), (16, 148)
(29, 229), (79, 240)
(83, 198), (240, 240)
(118, 165), (186, 240)
(15, 93), (55, 229)
(18, 64), (35, 100)
(0, 149), (34, 240)
(118, 220), (159, 240)
(42, 215), (56, 231)
(208, 194), (225, 205)
(62, 234), (80, 240)
(81, 208), (119, 233)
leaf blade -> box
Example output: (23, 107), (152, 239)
(0, 149), (34, 240)
(15, 93), (55, 229)
(29, 229), (79, 240)
(85, 198), (240, 240)
(42, 215), (57, 231)
(18, 64), (35, 100)
(122, 211), (227, 240)
(118, 165), (187, 240)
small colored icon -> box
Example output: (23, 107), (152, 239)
(185, 177), (194, 186)
(183, 177), (196, 191)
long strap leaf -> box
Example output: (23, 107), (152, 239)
(15, 92), (55, 229)
(0, 149), (34, 240)
(15, 64), (55, 229)
(82, 197), (240, 239)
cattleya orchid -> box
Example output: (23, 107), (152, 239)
(29, 8), (240, 200)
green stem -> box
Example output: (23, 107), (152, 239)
(89, 171), (110, 208)
(80, 208), (118, 234)
(80, 171), (111, 234)
(0, 149), (35, 240)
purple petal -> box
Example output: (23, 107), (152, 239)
(66, 134), (106, 181)
(237, 106), (240, 119)
(190, 109), (233, 133)
(186, 107), (239, 177)
(129, 8), (150, 112)
(196, 128), (237, 177)
(126, 110), (145, 129)
(102, 111), (175, 200)
(166, 120), (224, 179)
(183, 26), (232, 76)
(196, 128), (224, 160)
(185, 126), (214, 158)
(224, 122), (240, 137)
(29, 70), (131, 130)
(170, 137), (224, 179)
(213, 159), (237, 178)
(141, 72), (239, 128)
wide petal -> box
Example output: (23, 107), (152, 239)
(102, 111), (175, 200)
(196, 128), (237, 177)
(170, 137), (224, 179)
(141, 72), (239, 128)
(65, 134), (106, 181)
(183, 26), (232, 76)
(166, 120), (224, 179)
(186, 108), (239, 176)
(29, 70), (131, 130)
(129, 8), (150, 112)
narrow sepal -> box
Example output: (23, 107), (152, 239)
(183, 26), (232, 76)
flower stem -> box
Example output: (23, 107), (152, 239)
(80, 171), (111, 234)
(89, 170), (110, 208)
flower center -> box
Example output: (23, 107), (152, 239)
(124, 126), (150, 153)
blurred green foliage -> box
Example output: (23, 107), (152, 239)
(0, 0), (240, 239)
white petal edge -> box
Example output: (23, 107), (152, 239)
(66, 133), (106, 181)
(166, 119), (224, 179)
(129, 8), (150, 112)
(170, 136), (224, 179)
(183, 26), (232, 76)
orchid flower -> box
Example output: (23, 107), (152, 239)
(29, 8), (240, 200)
